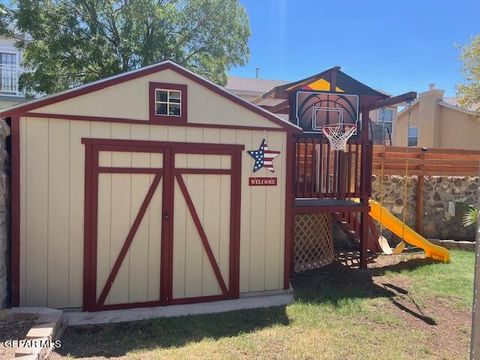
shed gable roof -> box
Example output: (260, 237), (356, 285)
(1, 60), (300, 132)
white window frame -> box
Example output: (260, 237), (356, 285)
(0, 47), (22, 96)
(0, 47), (21, 66)
(378, 108), (394, 124)
(154, 88), (182, 117)
(407, 126), (418, 146)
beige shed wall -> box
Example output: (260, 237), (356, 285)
(19, 116), (287, 308)
(32, 69), (281, 129)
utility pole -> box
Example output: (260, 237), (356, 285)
(255, 67), (259, 79)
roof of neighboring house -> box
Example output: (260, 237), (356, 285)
(438, 101), (477, 115)
(443, 97), (459, 106)
(397, 96), (478, 117)
(226, 76), (288, 95)
(443, 97), (479, 112)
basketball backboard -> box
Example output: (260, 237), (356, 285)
(294, 91), (360, 135)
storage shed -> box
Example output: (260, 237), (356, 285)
(1, 61), (300, 311)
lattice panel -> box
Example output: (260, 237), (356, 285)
(294, 213), (334, 272)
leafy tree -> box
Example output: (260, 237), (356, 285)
(1, 0), (250, 94)
(457, 34), (480, 117)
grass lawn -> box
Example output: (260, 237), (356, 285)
(52, 250), (474, 360)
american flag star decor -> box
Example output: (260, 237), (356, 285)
(247, 139), (280, 173)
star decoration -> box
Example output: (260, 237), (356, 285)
(247, 139), (280, 173)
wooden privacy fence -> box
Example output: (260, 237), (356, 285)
(372, 146), (480, 234)
(372, 146), (480, 176)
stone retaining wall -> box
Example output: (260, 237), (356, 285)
(371, 175), (478, 241)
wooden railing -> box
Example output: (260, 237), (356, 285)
(293, 140), (480, 201)
(372, 146), (480, 176)
(294, 134), (372, 199)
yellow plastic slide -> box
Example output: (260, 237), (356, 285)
(369, 200), (450, 263)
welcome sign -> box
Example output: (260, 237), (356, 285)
(249, 177), (278, 186)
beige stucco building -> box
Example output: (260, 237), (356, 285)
(395, 85), (480, 150)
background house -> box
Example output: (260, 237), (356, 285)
(226, 76), (287, 102)
(0, 35), (25, 109)
(394, 84), (480, 150)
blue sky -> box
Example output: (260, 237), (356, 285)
(230, 0), (480, 97)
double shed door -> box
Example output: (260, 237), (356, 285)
(83, 139), (243, 311)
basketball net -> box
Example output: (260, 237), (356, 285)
(321, 124), (357, 152)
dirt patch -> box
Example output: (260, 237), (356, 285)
(374, 282), (470, 359)
(369, 254), (471, 360)
(0, 313), (38, 359)
(369, 252), (426, 268)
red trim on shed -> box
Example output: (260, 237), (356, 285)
(10, 116), (20, 306)
(81, 138), (244, 152)
(83, 142), (99, 310)
(97, 167), (163, 174)
(24, 112), (288, 132)
(230, 150), (242, 299)
(98, 294), (229, 311)
(284, 133), (294, 289)
(161, 146), (174, 304)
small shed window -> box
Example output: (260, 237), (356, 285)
(155, 89), (182, 117)
(149, 82), (187, 124)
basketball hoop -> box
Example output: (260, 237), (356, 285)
(321, 123), (357, 152)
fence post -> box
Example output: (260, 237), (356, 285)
(415, 148), (427, 234)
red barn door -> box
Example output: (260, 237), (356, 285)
(83, 139), (242, 311)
